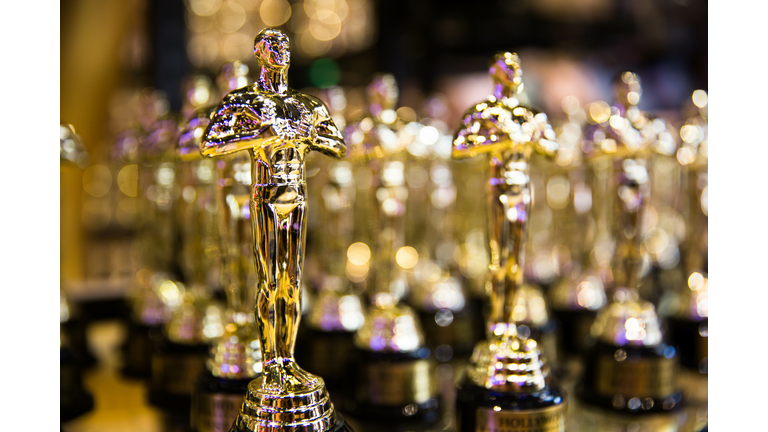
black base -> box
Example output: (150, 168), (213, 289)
(578, 341), (684, 415)
(295, 326), (356, 404)
(60, 347), (94, 422)
(121, 321), (164, 378)
(551, 308), (596, 356)
(455, 379), (566, 432)
(229, 412), (354, 432)
(61, 317), (97, 368)
(667, 316), (707, 372)
(148, 336), (210, 414)
(417, 306), (480, 361)
(344, 348), (441, 430)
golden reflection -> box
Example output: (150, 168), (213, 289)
(117, 164), (138, 197)
(260, 0), (292, 26)
(347, 241), (371, 265)
(587, 101), (611, 124)
(82, 165), (112, 197)
(396, 246), (419, 269)
(692, 89), (708, 108)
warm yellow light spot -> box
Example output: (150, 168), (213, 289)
(83, 165), (112, 197)
(561, 95), (580, 116)
(588, 101), (611, 124)
(609, 115), (625, 130)
(396, 246), (419, 269)
(688, 272), (705, 291)
(347, 242), (371, 266)
(676, 147), (695, 165)
(117, 164), (138, 197)
(627, 91), (640, 105)
(680, 125), (699, 144)
(380, 109), (397, 124)
(692, 90), (708, 108)
(260, 0), (292, 26)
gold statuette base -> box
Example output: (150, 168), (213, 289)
(232, 376), (336, 432)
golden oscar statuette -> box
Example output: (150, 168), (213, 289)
(200, 28), (353, 432)
(576, 72), (684, 432)
(452, 52), (567, 432)
(342, 74), (441, 431)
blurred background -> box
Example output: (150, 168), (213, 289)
(60, 0), (707, 431)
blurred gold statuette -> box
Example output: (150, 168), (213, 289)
(452, 52), (559, 392)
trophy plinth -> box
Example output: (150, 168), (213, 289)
(229, 376), (347, 432)
(60, 340), (95, 422)
(451, 52), (566, 432)
(349, 302), (440, 429)
(414, 274), (477, 360)
(202, 28), (351, 432)
(456, 328), (567, 432)
(296, 287), (363, 398)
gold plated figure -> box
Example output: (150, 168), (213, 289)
(201, 28), (350, 432)
(453, 52), (558, 349)
(577, 72), (683, 430)
(453, 53), (566, 432)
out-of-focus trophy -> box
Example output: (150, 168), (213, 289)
(576, 72), (683, 431)
(117, 91), (185, 379)
(200, 28), (353, 432)
(60, 124), (95, 422)
(548, 97), (608, 362)
(343, 74), (441, 430)
(148, 77), (226, 414)
(659, 90), (708, 432)
(407, 95), (480, 363)
(295, 86), (364, 404)
(186, 62), (264, 432)
(452, 52), (567, 432)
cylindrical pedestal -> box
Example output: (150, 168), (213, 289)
(122, 321), (163, 378)
(149, 337), (210, 413)
(551, 308), (596, 357)
(60, 346), (94, 422)
(295, 326), (356, 403)
(667, 317), (707, 432)
(345, 348), (440, 431)
(578, 341), (683, 416)
(455, 379), (567, 432)
(191, 373), (252, 432)
(418, 307), (479, 361)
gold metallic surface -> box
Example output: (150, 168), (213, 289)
(593, 353), (677, 398)
(475, 403), (566, 432)
(590, 288), (663, 347)
(452, 53), (557, 391)
(356, 359), (433, 406)
(354, 302), (425, 352)
(201, 28), (345, 431)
